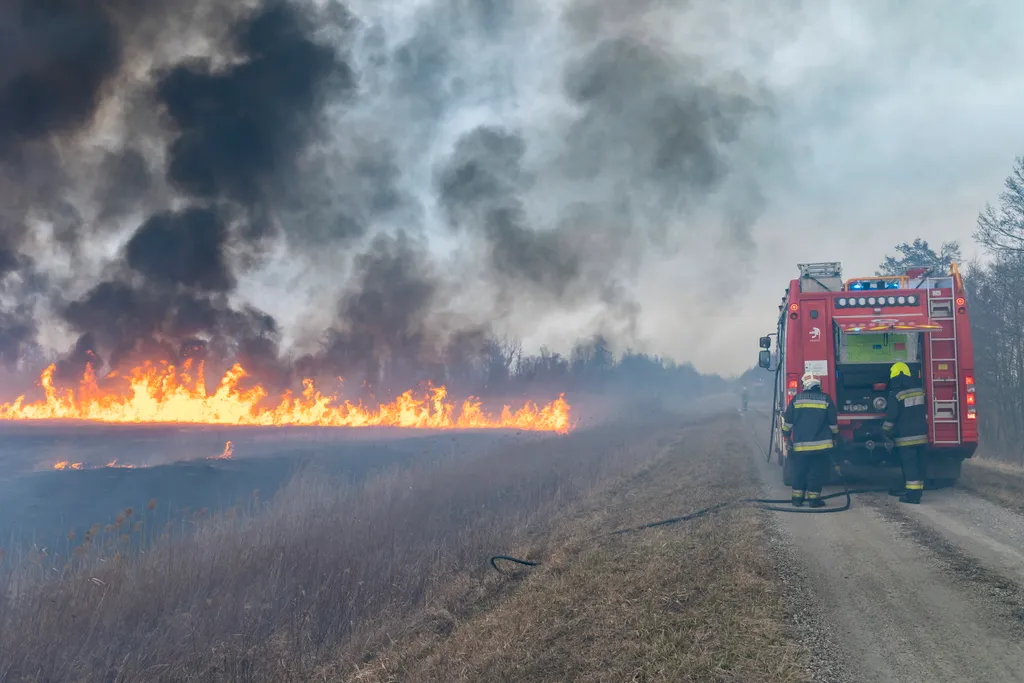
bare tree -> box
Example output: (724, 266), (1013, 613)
(975, 156), (1024, 253)
(962, 156), (1024, 462)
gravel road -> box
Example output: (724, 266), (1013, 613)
(748, 414), (1024, 683)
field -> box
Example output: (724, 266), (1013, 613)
(0, 402), (810, 682)
(0, 423), (526, 555)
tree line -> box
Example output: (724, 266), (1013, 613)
(0, 330), (729, 412)
(453, 335), (729, 406)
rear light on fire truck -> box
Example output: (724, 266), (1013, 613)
(787, 378), (798, 398)
(965, 375), (976, 418)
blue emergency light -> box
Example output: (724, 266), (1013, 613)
(848, 279), (901, 291)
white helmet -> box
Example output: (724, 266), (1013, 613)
(801, 372), (821, 390)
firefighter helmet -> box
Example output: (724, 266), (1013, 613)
(889, 361), (911, 379)
(801, 372), (821, 390)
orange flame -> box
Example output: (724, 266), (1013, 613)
(106, 459), (136, 469)
(209, 440), (234, 460)
(53, 461), (84, 471)
(2, 361), (572, 433)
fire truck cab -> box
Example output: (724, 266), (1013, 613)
(757, 261), (978, 486)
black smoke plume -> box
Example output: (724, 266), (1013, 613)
(0, 0), (778, 396)
(125, 208), (234, 292)
(156, 2), (351, 211)
(0, 0), (121, 152)
(38, 1), (349, 385)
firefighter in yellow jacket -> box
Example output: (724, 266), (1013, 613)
(883, 361), (929, 504)
(781, 373), (839, 508)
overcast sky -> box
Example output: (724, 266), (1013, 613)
(620, 0), (1024, 375)
(7, 0), (1024, 380)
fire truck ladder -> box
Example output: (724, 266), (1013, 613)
(926, 287), (961, 445)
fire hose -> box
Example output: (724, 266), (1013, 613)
(489, 402), (890, 575)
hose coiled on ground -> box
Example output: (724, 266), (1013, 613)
(488, 410), (890, 574)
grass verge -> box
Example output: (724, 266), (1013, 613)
(0, 414), (681, 683)
(338, 416), (809, 683)
(960, 458), (1024, 514)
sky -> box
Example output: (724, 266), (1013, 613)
(611, 0), (1024, 375)
(2, 0), (1024, 382)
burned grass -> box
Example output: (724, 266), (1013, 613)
(339, 418), (809, 683)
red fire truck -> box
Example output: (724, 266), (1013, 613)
(757, 262), (978, 486)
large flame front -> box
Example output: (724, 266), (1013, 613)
(1, 362), (572, 433)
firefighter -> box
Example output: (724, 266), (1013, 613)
(781, 372), (839, 508)
(740, 385), (749, 413)
(882, 361), (929, 504)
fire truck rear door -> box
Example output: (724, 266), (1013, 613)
(801, 299), (832, 396)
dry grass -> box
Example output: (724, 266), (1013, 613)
(960, 457), (1024, 514)
(336, 417), (809, 683)
(0, 414), (682, 683)
(0, 409), (807, 682)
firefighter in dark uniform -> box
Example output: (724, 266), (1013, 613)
(883, 361), (929, 504)
(781, 373), (839, 508)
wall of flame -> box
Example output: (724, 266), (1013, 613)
(3, 362), (572, 433)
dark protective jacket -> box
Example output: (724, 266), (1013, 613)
(781, 386), (839, 453)
(882, 375), (928, 447)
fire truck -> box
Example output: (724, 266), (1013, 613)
(757, 262), (978, 486)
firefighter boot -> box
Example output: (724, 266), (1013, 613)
(899, 489), (922, 504)
(791, 490), (806, 507)
(807, 492), (826, 509)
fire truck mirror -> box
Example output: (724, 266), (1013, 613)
(758, 336), (771, 349)
(758, 350), (771, 369)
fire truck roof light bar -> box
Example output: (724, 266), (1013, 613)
(834, 294), (919, 308)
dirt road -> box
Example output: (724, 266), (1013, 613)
(747, 413), (1024, 682)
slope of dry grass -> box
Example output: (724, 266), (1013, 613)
(0, 415), (681, 683)
(0, 408), (807, 682)
(337, 417), (809, 683)
(959, 457), (1024, 514)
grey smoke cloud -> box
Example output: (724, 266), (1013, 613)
(3, 0), (1018, 379)
(0, 0), (776, 380)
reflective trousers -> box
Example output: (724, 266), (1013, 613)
(898, 445), (925, 492)
(791, 448), (831, 501)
